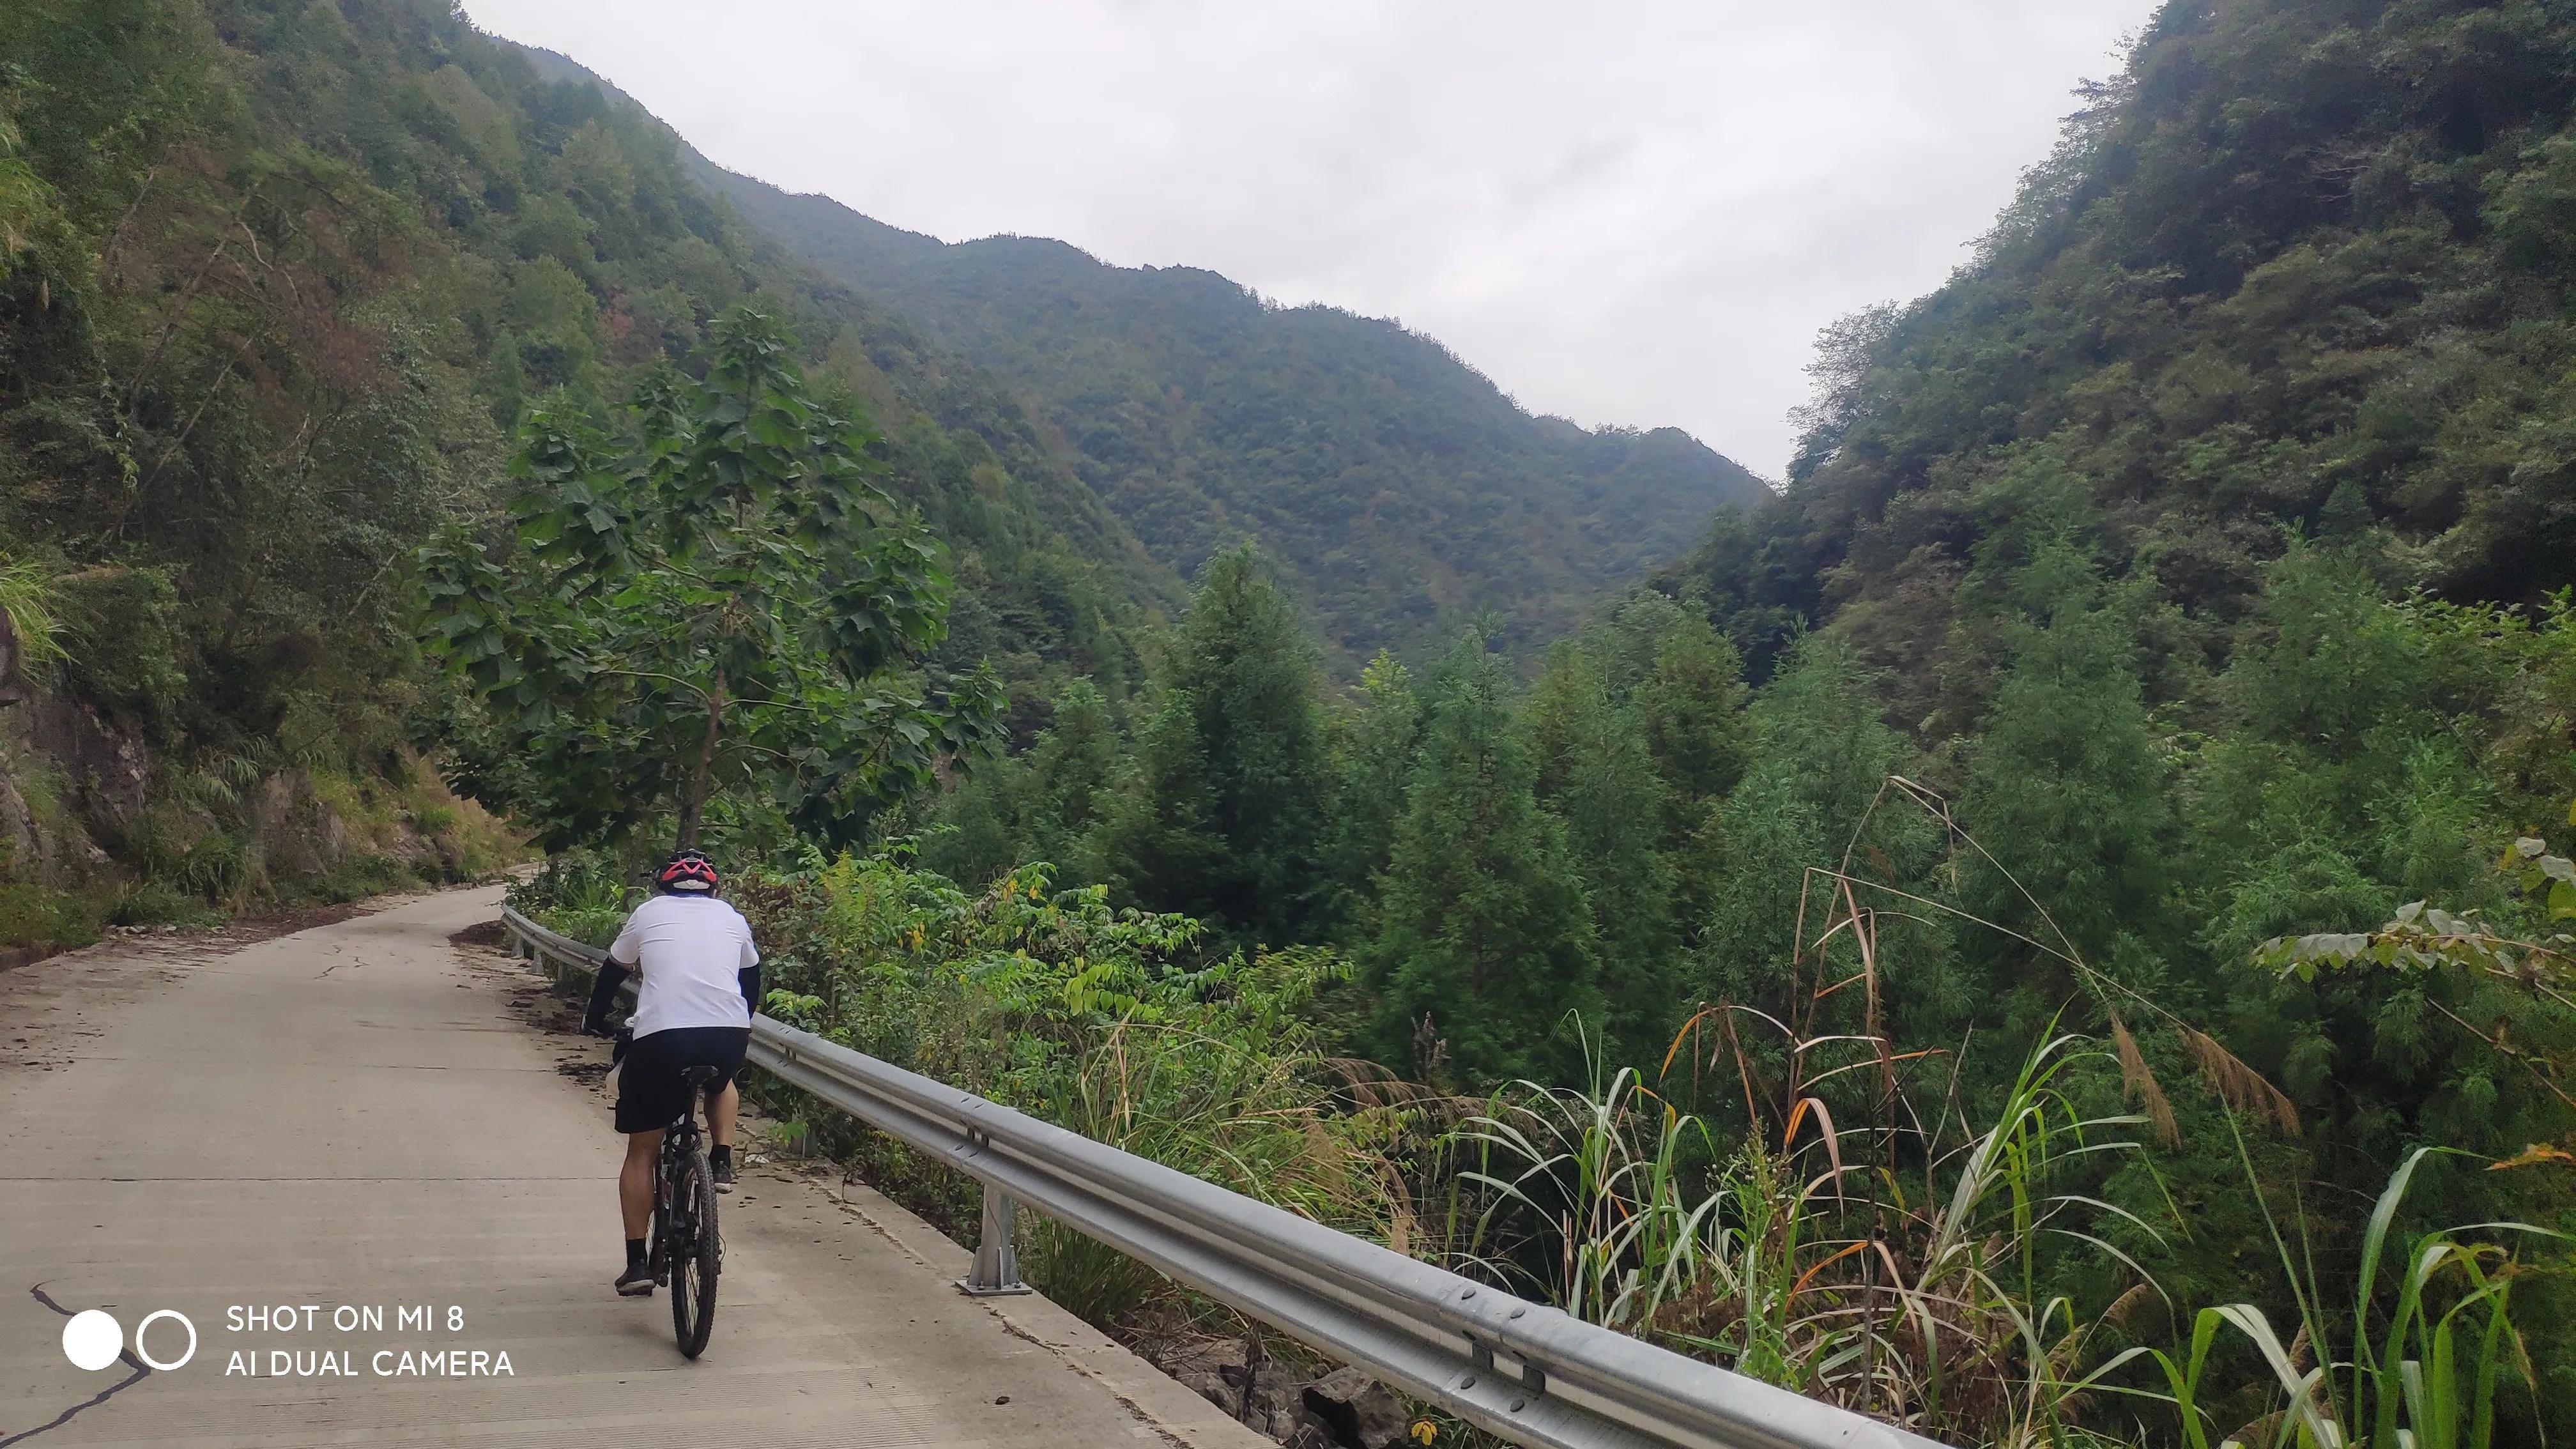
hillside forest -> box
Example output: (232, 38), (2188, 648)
(700, 162), (1771, 664)
(7, 1), (2576, 1446)
(0, 0), (1181, 939)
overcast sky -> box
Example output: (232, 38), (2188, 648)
(456, 1), (2155, 479)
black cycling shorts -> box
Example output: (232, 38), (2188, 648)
(614, 1025), (749, 1134)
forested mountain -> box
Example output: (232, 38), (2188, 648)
(1672, 0), (2576, 709)
(0, 0), (1174, 933)
(702, 167), (1769, 662)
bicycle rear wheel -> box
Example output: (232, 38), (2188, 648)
(666, 1147), (719, 1358)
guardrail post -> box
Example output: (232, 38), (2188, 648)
(957, 1184), (1031, 1296)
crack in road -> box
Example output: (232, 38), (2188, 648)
(1, 1284), (152, 1447)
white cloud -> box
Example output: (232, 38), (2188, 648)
(457, 0), (2154, 477)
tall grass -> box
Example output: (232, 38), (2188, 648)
(1437, 764), (2558, 1445)
(1445, 1015), (2559, 1446)
(0, 555), (67, 673)
(1450, 1018), (2159, 1443)
(1450, 1043), (1729, 1332)
(1020, 1014), (1413, 1325)
(2099, 1135), (2560, 1449)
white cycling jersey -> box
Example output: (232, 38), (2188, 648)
(606, 893), (760, 1038)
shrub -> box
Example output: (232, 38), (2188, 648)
(171, 831), (248, 903)
(731, 851), (1405, 1321)
(509, 847), (636, 947)
(0, 883), (99, 949)
(109, 882), (217, 929)
(0, 555), (68, 680)
(54, 567), (187, 735)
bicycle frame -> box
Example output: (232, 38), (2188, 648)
(648, 1069), (716, 1280)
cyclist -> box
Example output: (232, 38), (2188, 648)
(582, 847), (759, 1297)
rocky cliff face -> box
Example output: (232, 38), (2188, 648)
(0, 650), (516, 960)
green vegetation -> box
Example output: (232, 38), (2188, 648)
(421, 309), (1003, 849)
(717, 851), (1396, 1331)
(0, 883), (100, 953)
(0, 0), (1173, 922)
(870, 523), (2571, 1441)
(704, 169), (1768, 664)
(1370, 629), (1604, 1084)
(1087, 543), (1331, 946)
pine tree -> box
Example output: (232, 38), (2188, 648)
(1606, 602), (1754, 944)
(1693, 635), (1903, 1018)
(1958, 540), (2173, 997)
(1322, 651), (1423, 940)
(1636, 610), (1751, 810)
(1528, 647), (1680, 1064)
(1372, 632), (1602, 1085)
(919, 763), (1020, 887)
(1025, 678), (1121, 873)
(1094, 544), (1326, 944)
(926, 677), (1128, 888)
(2186, 546), (2501, 1048)
(1092, 683), (1222, 910)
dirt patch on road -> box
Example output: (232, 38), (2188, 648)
(193, 895), (392, 946)
(446, 921), (607, 1089)
(447, 919), (507, 951)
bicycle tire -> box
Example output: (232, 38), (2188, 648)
(667, 1146), (719, 1359)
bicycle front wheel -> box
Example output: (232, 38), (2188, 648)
(666, 1147), (719, 1359)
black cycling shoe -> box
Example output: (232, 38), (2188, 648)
(712, 1158), (737, 1194)
(614, 1263), (656, 1297)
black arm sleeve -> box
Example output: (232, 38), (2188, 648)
(738, 963), (761, 1015)
(583, 962), (632, 1034)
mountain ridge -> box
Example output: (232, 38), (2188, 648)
(683, 153), (1768, 663)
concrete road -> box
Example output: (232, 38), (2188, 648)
(0, 885), (1269, 1448)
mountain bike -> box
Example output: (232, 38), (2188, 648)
(650, 1064), (723, 1358)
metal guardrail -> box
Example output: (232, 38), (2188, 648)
(501, 905), (1943, 1449)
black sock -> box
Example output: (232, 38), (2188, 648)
(624, 1238), (647, 1270)
(709, 1145), (732, 1171)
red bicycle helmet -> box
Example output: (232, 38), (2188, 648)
(656, 848), (719, 894)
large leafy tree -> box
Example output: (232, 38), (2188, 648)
(420, 309), (1002, 849)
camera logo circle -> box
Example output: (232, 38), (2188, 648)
(59, 1308), (196, 1371)
(61, 1310), (119, 1371)
(137, 1310), (197, 1370)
